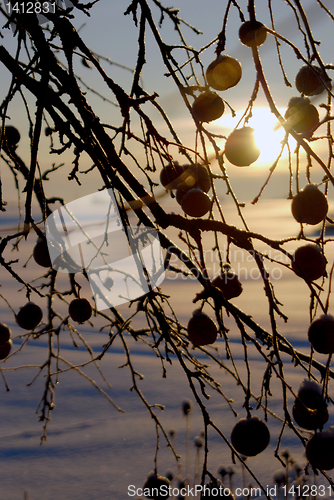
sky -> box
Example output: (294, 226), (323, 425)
(1, 3), (334, 499)
(1, 0), (333, 208)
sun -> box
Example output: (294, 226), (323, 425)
(215, 107), (287, 167)
(248, 108), (286, 166)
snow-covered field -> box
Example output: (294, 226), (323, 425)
(1, 198), (333, 500)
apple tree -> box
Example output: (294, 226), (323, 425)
(0, 0), (334, 496)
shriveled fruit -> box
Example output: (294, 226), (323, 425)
(292, 244), (326, 281)
(187, 309), (218, 346)
(160, 162), (185, 190)
(193, 271), (243, 303)
(0, 339), (12, 360)
(3, 126), (20, 147)
(212, 271), (243, 300)
(293, 380), (328, 430)
(0, 323), (11, 345)
(231, 416), (270, 457)
(295, 65), (331, 96)
(291, 184), (328, 225)
(306, 427), (334, 470)
(308, 314), (334, 355)
(143, 472), (171, 500)
(192, 91), (225, 123)
(181, 188), (211, 217)
(239, 21), (267, 48)
(16, 302), (43, 330)
(224, 127), (260, 166)
(33, 237), (52, 268)
(69, 298), (92, 324)
(206, 55), (242, 91)
(284, 97), (319, 135)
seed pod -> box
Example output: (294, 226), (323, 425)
(181, 399), (192, 415)
(194, 435), (204, 448)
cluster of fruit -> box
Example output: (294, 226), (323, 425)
(187, 270), (243, 347)
(186, 266), (269, 459)
(14, 296), (92, 336)
(160, 162), (212, 217)
(292, 379), (334, 471)
(284, 65), (331, 136)
(290, 315), (334, 470)
(191, 54), (241, 123)
(4, 239), (93, 344)
(190, 21), (269, 169)
(33, 237), (93, 324)
(192, 20), (267, 125)
(290, 183), (328, 281)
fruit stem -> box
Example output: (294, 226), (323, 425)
(185, 412), (190, 482)
(248, 0), (256, 23)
